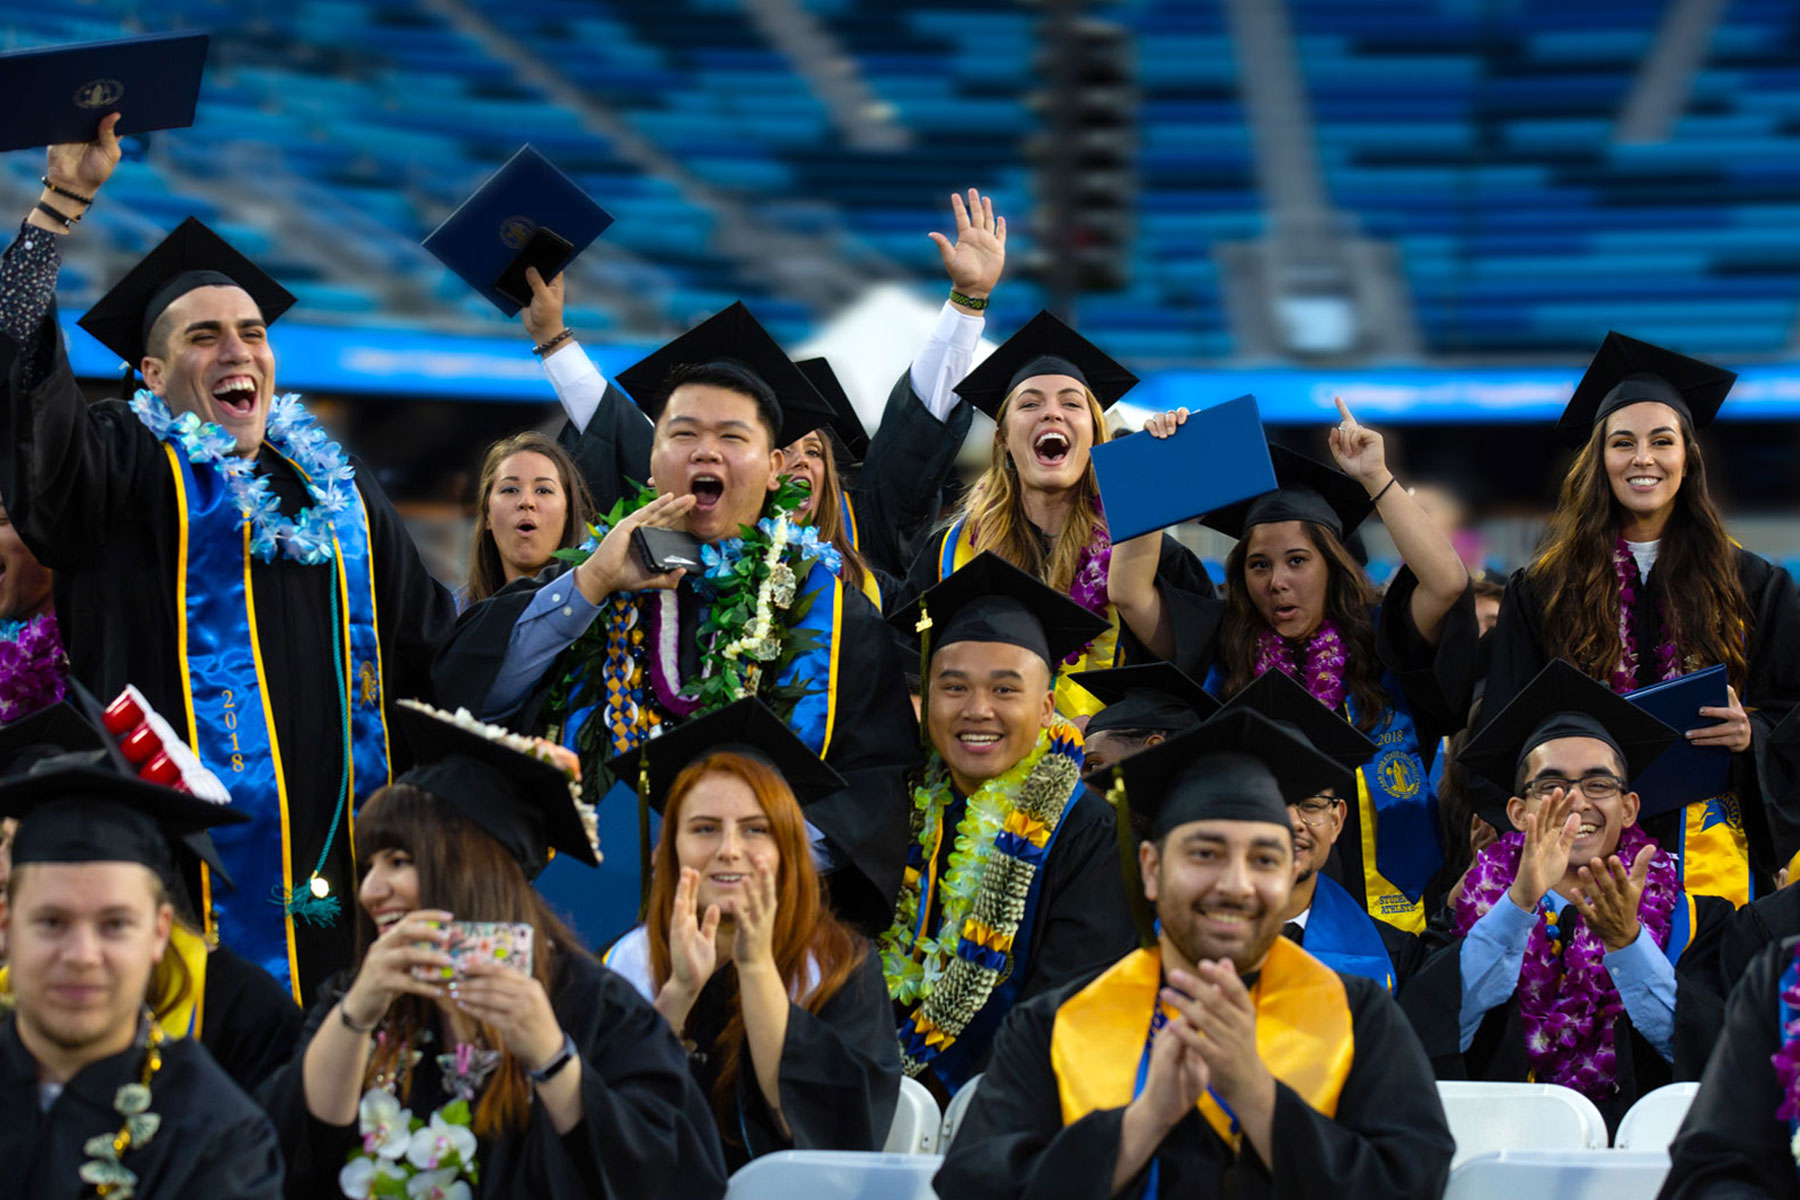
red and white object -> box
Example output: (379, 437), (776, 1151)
(100, 685), (232, 805)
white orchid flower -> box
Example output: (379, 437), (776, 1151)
(405, 1167), (473, 1200)
(405, 1110), (477, 1172)
(357, 1089), (413, 1159)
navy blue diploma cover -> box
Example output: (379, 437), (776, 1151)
(0, 32), (210, 152)
(422, 144), (615, 317)
(1625, 664), (1732, 819)
(1091, 394), (1277, 543)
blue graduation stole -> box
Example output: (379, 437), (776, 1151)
(160, 443), (390, 1001)
(1301, 873), (1397, 991)
(1345, 681), (1442, 908)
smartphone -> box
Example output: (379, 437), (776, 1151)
(633, 525), (705, 574)
(416, 921), (535, 982)
(494, 227), (575, 307)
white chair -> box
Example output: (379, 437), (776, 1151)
(727, 1150), (941, 1200)
(882, 1076), (942, 1155)
(939, 1073), (983, 1151)
(1444, 1149), (1671, 1200)
(1435, 1080), (1609, 1169)
(1613, 1082), (1700, 1152)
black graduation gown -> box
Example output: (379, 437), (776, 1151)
(260, 952), (727, 1200)
(901, 785), (1137, 1080)
(934, 967), (1455, 1200)
(0, 307), (457, 1002)
(1399, 894), (1733, 1131)
(0, 1016), (282, 1200)
(685, 949), (901, 1172)
(1485, 553), (1800, 877)
(431, 562), (920, 933)
(556, 381), (653, 516)
(1284, 904), (1427, 993)
(1658, 935), (1800, 1200)
(201, 943), (304, 1096)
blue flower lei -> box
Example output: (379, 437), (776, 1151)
(129, 389), (357, 566)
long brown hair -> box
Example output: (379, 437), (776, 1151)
(466, 431), (596, 605)
(352, 784), (591, 1138)
(951, 381), (1110, 592)
(1525, 412), (1749, 692)
(1218, 521), (1389, 731)
(790, 432), (874, 596)
(645, 752), (866, 1137)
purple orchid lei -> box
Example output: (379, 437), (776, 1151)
(1611, 536), (1682, 693)
(1454, 822), (1678, 1100)
(0, 612), (68, 723)
(1062, 516), (1113, 666)
(1770, 942), (1800, 1142)
(1252, 620), (1349, 711)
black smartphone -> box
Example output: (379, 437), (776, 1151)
(494, 227), (575, 307)
(633, 526), (705, 574)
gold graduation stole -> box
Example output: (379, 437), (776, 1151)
(1048, 940), (1354, 1145)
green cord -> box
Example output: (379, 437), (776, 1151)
(274, 563), (349, 927)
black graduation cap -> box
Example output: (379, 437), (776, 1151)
(613, 302), (836, 449)
(76, 217), (297, 368)
(1217, 668), (1379, 776)
(1200, 445), (1374, 542)
(951, 310), (1139, 421)
(887, 552), (1111, 671)
(1457, 660), (1681, 823)
(605, 697), (846, 817)
(392, 700), (599, 878)
(1557, 332), (1736, 449)
(0, 763), (248, 881)
(794, 358), (870, 464)
(1114, 707), (1354, 839)
(1069, 663), (1221, 738)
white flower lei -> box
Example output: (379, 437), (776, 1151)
(128, 389), (357, 565)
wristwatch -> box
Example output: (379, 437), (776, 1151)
(528, 1032), (578, 1083)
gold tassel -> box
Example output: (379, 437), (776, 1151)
(1107, 771), (1157, 950)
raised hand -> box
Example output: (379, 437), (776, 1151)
(1507, 786), (1580, 912)
(338, 910), (455, 1031)
(520, 265), (567, 347)
(729, 861), (779, 969)
(1326, 397), (1391, 494)
(654, 867), (721, 1031)
(1142, 407), (1189, 440)
(46, 111), (123, 197)
(1570, 843), (1656, 952)
(572, 491), (698, 602)
(1689, 684), (1754, 753)
(928, 189), (1007, 305)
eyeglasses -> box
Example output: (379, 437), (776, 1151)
(1288, 797), (1344, 826)
(1522, 776), (1624, 801)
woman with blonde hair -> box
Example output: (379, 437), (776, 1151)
(902, 313), (1215, 717)
(1482, 332), (1800, 905)
(603, 699), (900, 1170)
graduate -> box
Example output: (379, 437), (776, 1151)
(1221, 669), (1424, 992)
(0, 698), (300, 1095)
(1067, 662), (1219, 781)
(902, 313), (1216, 719)
(0, 760), (282, 1199)
(519, 189), (1003, 607)
(882, 553), (1137, 1096)
(1110, 406), (1477, 934)
(603, 700), (901, 1170)
(0, 121), (457, 1002)
(461, 431), (595, 609)
(260, 700), (726, 1200)
(934, 707), (1454, 1200)
(1401, 661), (1733, 1129)
(1483, 332), (1800, 905)
(434, 301), (918, 933)
(1658, 935), (1800, 1199)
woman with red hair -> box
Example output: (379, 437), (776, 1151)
(605, 700), (901, 1169)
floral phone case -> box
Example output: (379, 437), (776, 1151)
(418, 921), (534, 981)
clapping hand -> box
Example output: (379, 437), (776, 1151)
(654, 867), (721, 1031)
(1165, 964), (1272, 1112)
(929, 189), (1007, 304)
(728, 861), (779, 969)
(1131, 1003), (1210, 1136)
(1507, 787), (1581, 912)
(1569, 844), (1655, 952)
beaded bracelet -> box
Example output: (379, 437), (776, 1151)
(40, 176), (95, 207)
(533, 327), (575, 357)
(949, 289), (989, 311)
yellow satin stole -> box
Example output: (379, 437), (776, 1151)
(1049, 940), (1355, 1145)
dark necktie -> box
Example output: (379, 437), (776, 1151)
(1282, 921), (1305, 945)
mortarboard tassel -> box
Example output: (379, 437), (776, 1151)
(915, 599), (932, 751)
(636, 754), (653, 919)
(1106, 770), (1157, 950)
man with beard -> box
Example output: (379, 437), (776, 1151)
(1401, 661), (1733, 1130)
(935, 707), (1453, 1199)
(434, 303), (916, 933)
(0, 763), (281, 1198)
(0, 118), (456, 1004)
